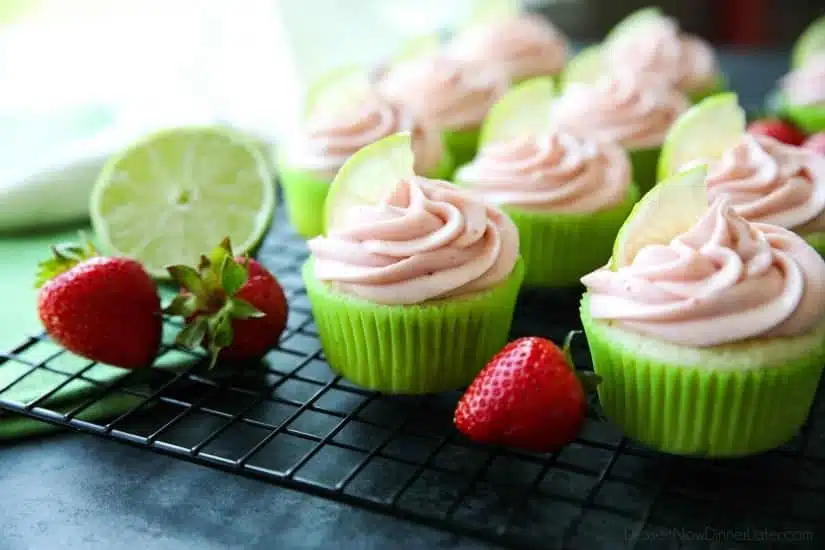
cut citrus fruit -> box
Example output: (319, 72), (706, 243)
(792, 15), (825, 68)
(303, 65), (373, 120)
(324, 132), (415, 234)
(562, 45), (603, 87)
(479, 76), (555, 146)
(603, 6), (665, 47)
(611, 164), (708, 270)
(657, 92), (745, 181)
(90, 126), (275, 278)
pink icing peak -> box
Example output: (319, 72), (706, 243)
(581, 195), (825, 347)
(781, 52), (825, 107)
(706, 134), (825, 231)
(308, 177), (520, 305)
(455, 132), (631, 212)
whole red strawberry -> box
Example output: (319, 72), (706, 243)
(164, 238), (287, 366)
(454, 333), (599, 453)
(36, 239), (162, 369)
(747, 118), (807, 146)
(802, 132), (825, 155)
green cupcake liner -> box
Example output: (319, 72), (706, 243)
(580, 294), (825, 457)
(444, 127), (481, 168)
(424, 147), (457, 181)
(782, 99), (825, 135)
(687, 75), (728, 104)
(303, 257), (525, 394)
(629, 146), (661, 195)
(804, 231), (825, 258)
(502, 184), (640, 287)
(278, 165), (331, 239)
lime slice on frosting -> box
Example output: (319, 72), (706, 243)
(324, 131), (415, 234)
(603, 6), (666, 47)
(303, 65), (373, 120)
(479, 76), (555, 146)
(792, 15), (825, 68)
(611, 164), (708, 270)
(90, 126), (275, 278)
(562, 45), (604, 87)
(658, 92), (746, 181)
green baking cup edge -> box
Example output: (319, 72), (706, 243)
(444, 127), (481, 168)
(580, 294), (825, 457)
(782, 99), (825, 135)
(423, 148), (457, 181)
(804, 231), (825, 258)
(302, 256), (525, 394)
(278, 165), (331, 239)
(500, 184), (639, 287)
(629, 146), (661, 195)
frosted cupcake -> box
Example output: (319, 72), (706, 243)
(601, 15), (724, 103)
(279, 91), (452, 238)
(580, 169), (825, 457)
(777, 52), (825, 134)
(376, 55), (509, 166)
(303, 133), (524, 394)
(455, 131), (639, 286)
(701, 134), (825, 256)
(551, 72), (690, 194)
(444, 14), (570, 85)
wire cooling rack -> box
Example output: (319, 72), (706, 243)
(2, 206), (825, 550)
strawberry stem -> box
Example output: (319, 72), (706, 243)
(562, 330), (602, 394)
(34, 232), (98, 288)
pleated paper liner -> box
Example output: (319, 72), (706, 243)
(775, 94), (825, 135)
(302, 257), (525, 394)
(502, 184), (639, 288)
(279, 166), (331, 239)
(443, 127), (481, 168)
(804, 231), (825, 258)
(581, 295), (825, 458)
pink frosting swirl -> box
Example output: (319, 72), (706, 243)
(780, 52), (825, 107)
(308, 177), (520, 305)
(602, 16), (719, 94)
(454, 132), (631, 213)
(581, 196), (825, 347)
(287, 94), (445, 179)
(377, 55), (508, 131)
(445, 15), (569, 82)
(704, 134), (825, 233)
(551, 72), (690, 149)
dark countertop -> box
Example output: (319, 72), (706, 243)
(0, 50), (795, 550)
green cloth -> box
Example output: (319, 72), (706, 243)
(0, 224), (191, 439)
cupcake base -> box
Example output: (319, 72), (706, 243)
(278, 165), (330, 239)
(580, 294), (825, 457)
(303, 257), (525, 394)
(504, 184), (640, 287)
(444, 127), (481, 168)
(804, 231), (825, 258)
(629, 147), (661, 195)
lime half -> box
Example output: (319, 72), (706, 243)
(611, 165), (708, 270)
(562, 45), (604, 88)
(792, 16), (825, 68)
(90, 126), (275, 278)
(325, 132), (415, 234)
(479, 76), (555, 146)
(657, 92), (745, 181)
(604, 6), (666, 47)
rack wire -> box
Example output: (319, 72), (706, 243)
(2, 208), (824, 550)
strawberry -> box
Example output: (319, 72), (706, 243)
(164, 238), (288, 366)
(802, 132), (825, 155)
(746, 118), (807, 146)
(35, 239), (162, 369)
(454, 333), (599, 453)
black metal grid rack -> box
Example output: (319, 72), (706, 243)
(2, 208), (825, 550)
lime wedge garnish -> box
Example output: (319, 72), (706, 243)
(479, 76), (555, 146)
(611, 164), (708, 270)
(562, 45), (604, 88)
(657, 92), (746, 181)
(604, 6), (666, 47)
(90, 126), (275, 278)
(792, 16), (825, 68)
(303, 65), (373, 121)
(324, 132), (415, 234)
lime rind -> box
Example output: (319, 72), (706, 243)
(611, 164), (708, 270)
(657, 92), (746, 181)
(479, 76), (556, 146)
(561, 44), (604, 88)
(90, 125), (275, 278)
(303, 65), (373, 121)
(603, 6), (666, 47)
(324, 132), (416, 234)
(792, 15), (825, 68)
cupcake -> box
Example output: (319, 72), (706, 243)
(303, 140), (524, 393)
(700, 133), (825, 257)
(551, 72), (690, 194)
(600, 15), (724, 103)
(777, 52), (825, 135)
(376, 55), (509, 167)
(279, 90), (453, 238)
(454, 131), (639, 287)
(581, 192), (825, 457)
(444, 14), (570, 86)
